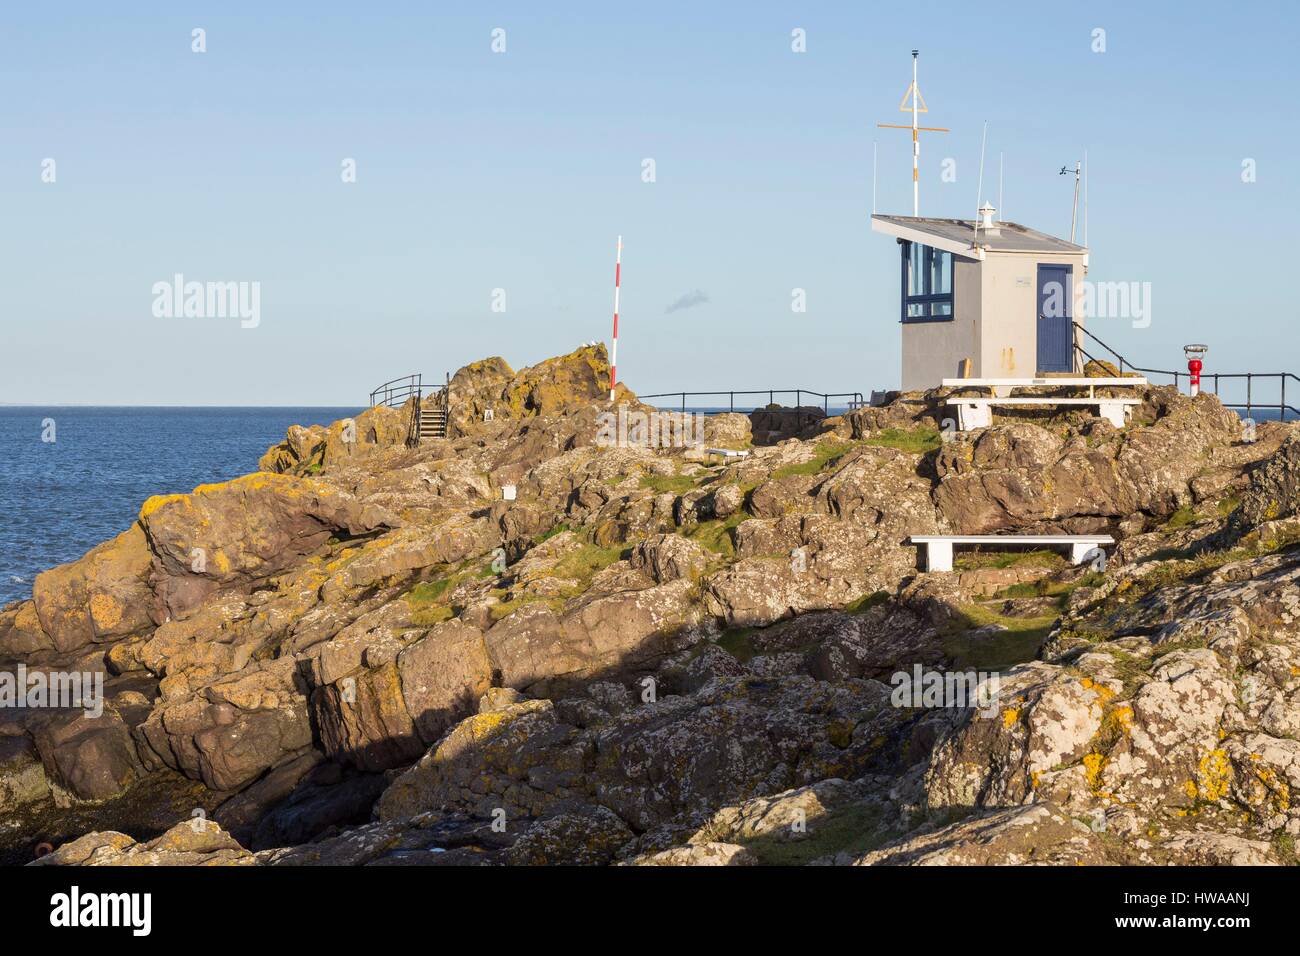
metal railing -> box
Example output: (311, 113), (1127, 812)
(369, 373), (452, 445)
(369, 373), (422, 409)
(1073, 323), (1300, 422)
(639, 389), (866, 415)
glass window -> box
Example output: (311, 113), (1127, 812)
(901, 242), (955, 322)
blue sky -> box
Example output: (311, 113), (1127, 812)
(1, 2), (1295, 405)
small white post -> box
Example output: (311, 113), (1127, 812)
(927, 540), (953, 572)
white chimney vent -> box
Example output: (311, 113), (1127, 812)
(979, 202), (997, 229)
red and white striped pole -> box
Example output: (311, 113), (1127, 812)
(609, 235), (622, 401)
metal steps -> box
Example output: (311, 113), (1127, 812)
(419, 407), (447, 441)
(370, 372), (450, 445)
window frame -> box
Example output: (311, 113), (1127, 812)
(899, 240), (955, 324)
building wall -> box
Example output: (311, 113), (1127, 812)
(978, 251), (1087, 377)
(898, 247), (1089, 390)
(900, 255), (981, 391)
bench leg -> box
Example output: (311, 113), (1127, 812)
(953, 403), (990, 431)
(1070, 542), (1098, 565)
(925, 540), (953, 572)
(1098, 401), (1127, 428)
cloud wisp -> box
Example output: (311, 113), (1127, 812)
(664, 290), (709, 314)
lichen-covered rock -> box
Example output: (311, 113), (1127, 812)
(9, 350), (1300, 868)
(484, 578), (705, 690)
(0, 735), (51, 812)
(139, 472), (399, 619)
(32, 818), (255, 866)
(852, 804), (1114, 866)
(626, 842), (757, 866)
(32, 525), (155, 653)
(503, 805), (633, 865)
(933, 390), (1240, 532)
(630, 534), (710, 584)
(134, 657), (312, 791)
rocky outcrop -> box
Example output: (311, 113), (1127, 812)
(932, 390), (1240, 533)
(447, 344), (634, 437)
(32, 817), (255, 866)
(140, 472), (398, 619)
(12, 356), (1300, 868)
(32, 526), (154, 654)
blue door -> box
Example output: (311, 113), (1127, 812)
(1036, 265), (1073, 373)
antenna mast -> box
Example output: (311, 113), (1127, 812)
(1060, 161), (1081, 243)
(877, 50), (949, 216)
(972, 121), (988, 244)
(609, 236), (622, 401)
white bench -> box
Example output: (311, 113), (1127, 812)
(947, 396), (1141, 429)
(909, 534), (1115, 572)
(941, 377), (1147, 431)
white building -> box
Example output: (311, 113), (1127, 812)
(872, 206), (1089, 391)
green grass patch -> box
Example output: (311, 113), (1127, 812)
(845, 590), (891, 614)
(638, 473), (698, 495)
(952, 548), (1067, 571)
(1164, 503), (1198, 529)
(771, 441), (855, 480)
(406, 576), (457, 606)
(715, 627), (757, 663)
(941, 602), (1060, 670)
(410, 605), (455, 626)
(990, 571), (1105, 602)
(533, 523), (570, 545)
(550, 543), (627, 582)
(1216, 494), (1242, 518)
(864, 426), (942, 454)
(1272, 831), (1298, 866)
(685, 512), (746, 557)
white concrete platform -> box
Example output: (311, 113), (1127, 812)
(909, 534), (1115, 572)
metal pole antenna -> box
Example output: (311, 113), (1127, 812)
(609, 236), (622, 401)
(1083, 150), (1088, 246)
(877, 50), (948, 217)
(1071, 161), (1081, 243)
(911, 51), (919, 215)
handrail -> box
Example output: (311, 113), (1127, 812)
(369, 373), (452, 445)
(1073, 322), (1300, 422)
(370, 373), (422, 409)
(639, 389), (866, 415)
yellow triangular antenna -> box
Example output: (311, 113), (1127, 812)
(898, 82), (928, 113)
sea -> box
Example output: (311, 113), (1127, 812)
(0, 407), (360, 606)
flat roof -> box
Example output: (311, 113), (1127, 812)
(872, 214), (1087, 257)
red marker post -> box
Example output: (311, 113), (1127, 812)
(609, 236), (622, 402)
(1184, 344), (1208, 397)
